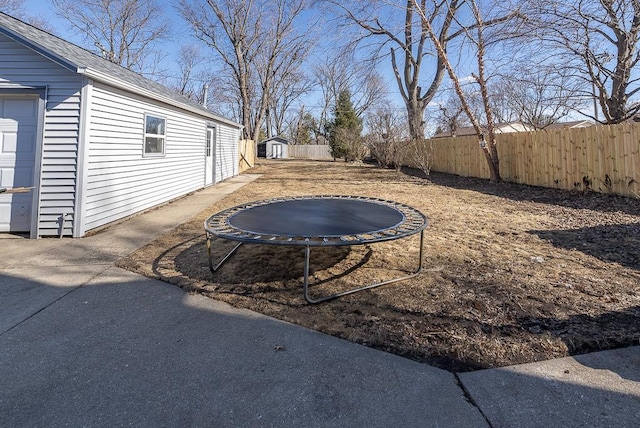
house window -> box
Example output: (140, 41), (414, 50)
(206, 128), (213, 157)
(144, 114), (166, 156)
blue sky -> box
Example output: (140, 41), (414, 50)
(24, 0), (187, 71)
(18, 1), (596, 126)
(21, 0), (408, 112)
(26, 0), (78, 41)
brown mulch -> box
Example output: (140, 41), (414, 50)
(116, 159), (640, 372)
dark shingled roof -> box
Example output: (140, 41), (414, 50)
(258, 136), (290, 145)
(0, 11), (240, 128)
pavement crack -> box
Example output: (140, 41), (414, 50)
(454, 372), (494, 428)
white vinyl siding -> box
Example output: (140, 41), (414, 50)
(215, 124), (239, 183)
(1, 29), (242, 238)
(83, 82), (207, 232)
(0, 34), (83, 237)
(261, 138), (289, 159)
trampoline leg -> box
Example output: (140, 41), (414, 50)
(303, 230), (425, 304)
(207, 234), (243, 273)
(303, 246), (312, 301)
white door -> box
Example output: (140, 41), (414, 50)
(205, 127), (215, 186)
(0, 96), (38, 232)
(273, 143), (282, 159)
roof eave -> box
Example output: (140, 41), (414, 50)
(0, 21), (242, 130)
(0, 26), (78, 72)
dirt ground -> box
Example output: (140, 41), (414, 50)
(117, 159), (640, 372)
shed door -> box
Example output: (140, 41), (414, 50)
(0, 96), (38, 232)
(205, 126), (216, 186)
(273, 143), (282, 159)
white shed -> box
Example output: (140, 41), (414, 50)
(0, 13), (242, 238)
(257, 136), (289, 159)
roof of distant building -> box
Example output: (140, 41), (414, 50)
(431, 121), (532, 138)
(258, 136), (290, 145)
(543, 120), (594, 130)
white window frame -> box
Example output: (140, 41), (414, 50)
(206, 127), (213, 157)
(143, 113), (166, 157)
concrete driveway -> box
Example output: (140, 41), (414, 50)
(1, 174), (638, 427)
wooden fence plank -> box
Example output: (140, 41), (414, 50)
(411, 122), (638, 198)
(238, 139), (256, 173)
(289, 145), (332, 159)
(629, 125), (640, 196)
(585, 126), (597, 191)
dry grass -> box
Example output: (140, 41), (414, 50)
(117, 159), (640, 372)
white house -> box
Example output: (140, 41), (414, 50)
(0, 12), (242, 238)
(432, 121), (534, 138)
(543, 120), (594, 130)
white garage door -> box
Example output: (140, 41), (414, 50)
(0, 96), (38, 233)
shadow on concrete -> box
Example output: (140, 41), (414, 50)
(574, 346), (640, 383)
(528, 223), (640, 270)
(459, 346), (640, 428)
(0, 269), (485, 427)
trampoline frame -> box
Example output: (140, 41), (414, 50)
(204, 195), (427, 304)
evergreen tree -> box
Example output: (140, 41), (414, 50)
(328, 90), (363, 160)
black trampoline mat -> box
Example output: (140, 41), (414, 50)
(228, 198), (404, 237)
(205, 196), (427, 246)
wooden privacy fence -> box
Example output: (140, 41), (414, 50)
(238, 139), (255, 173)
(413, 122), (640, 198)
(289, 144), (333, 159)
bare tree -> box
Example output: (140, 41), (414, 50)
(333, 0), (520, 142)
(178, 0), (311, 142)
(199, 67), (249, 123)
(528, 0), (640, 123)
(286, 106), (318, 145)
(433, 66), (585, 132)
(365, 105), (410, 169)
(433, 90), (479, 135)
(50, 0), (170, 74)
(1, 0), (53, 30)
(289, 108), (325, 144)
(0, 0), (25, 16)
(267, 67), (313, 137)
(178, 0), (258, 134)
(164, 44), (214, 104)
(414, 0), (523, 182)
(490, 66), (586, 128)
(437, 100), (467, 136)
(331, 0), (464, 140)
(313, 48), (387, 138)
(254, 1), (313, 140)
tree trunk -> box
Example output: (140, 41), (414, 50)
(486, 136), (501, 182)
(406, 100), (425, 141)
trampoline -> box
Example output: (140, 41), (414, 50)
(204, 195), (428, 303)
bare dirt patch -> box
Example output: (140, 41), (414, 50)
(116, 159), (640, 372)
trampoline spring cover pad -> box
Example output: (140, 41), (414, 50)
(204, 196), (427, 246)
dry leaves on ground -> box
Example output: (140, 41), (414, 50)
(116, 159), (640, 372)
